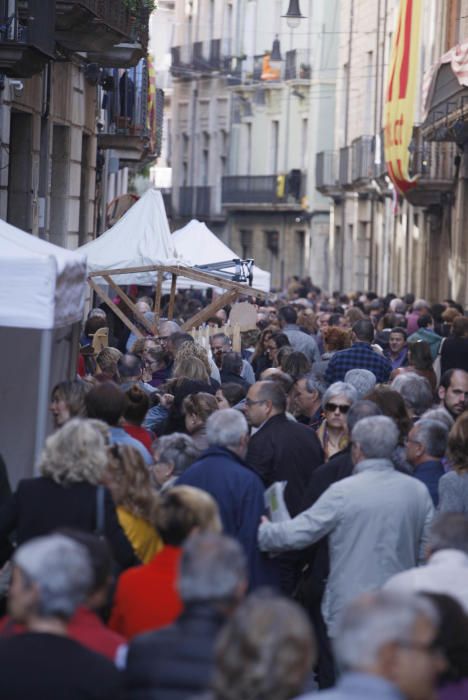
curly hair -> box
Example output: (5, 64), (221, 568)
(182, 392), (218, 422)
(174, 341), (211, 375)
(323, 326), (351, 352)
(105, 444), (157, 519)
(39, 418), (109, 485)
(448, 412), (468, 472)
(212, 592), (316, 700)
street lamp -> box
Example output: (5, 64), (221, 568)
(281, 0), (306, 29)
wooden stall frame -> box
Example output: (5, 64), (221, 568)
(88, 263), (268, 340)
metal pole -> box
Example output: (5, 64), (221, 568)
(34, 329), (53, 473)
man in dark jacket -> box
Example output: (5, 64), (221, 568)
(245, 380), (324, 594)
(177, 409), (278, 589)
(125, 533), (247, 700)
(245, 381), (324, 517)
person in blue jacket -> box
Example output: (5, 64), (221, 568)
(177, 408), (279, 590)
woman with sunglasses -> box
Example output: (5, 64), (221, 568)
(316, 382), (358, 460)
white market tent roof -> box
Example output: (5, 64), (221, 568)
(171, 220), (271, 293)
(0, 219), (86, 330)
(79, 188), (179, 285)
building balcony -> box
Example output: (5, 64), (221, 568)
(315, 151), (341, 196)
(178, 186), (211, 218)
(338, 146), (352, 188)
(98, 59), (158, 163)
(284, 49), (311, 82)
(405, 126), (457, 207)
(55, 0), (148, 60)
(0, 0), (55, 78)
(171, 39), (233, 78)
(222, 172), (305, 210)
(351, 135), (376, 187)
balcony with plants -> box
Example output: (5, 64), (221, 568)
(0, 0), (55, 78)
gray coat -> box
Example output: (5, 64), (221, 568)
(258, 458), (434, 636)
(282, 324), (321, 364)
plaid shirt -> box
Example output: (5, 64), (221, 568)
(325, 342), (393, 385)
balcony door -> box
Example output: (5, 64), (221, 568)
(7, 111), (33, 233)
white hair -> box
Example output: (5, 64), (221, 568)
(206, 409), (248, 449)
(14, 535), (92, 620)
(391, 373), (434, 417)
(334, 592), (438, 670)
(322, 382), (358, 409)
(351, 416), (399, 459)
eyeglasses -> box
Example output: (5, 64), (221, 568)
(396, 637), (444, 657)
(324, 402), (351, 414)
(245, 398), (267, 407)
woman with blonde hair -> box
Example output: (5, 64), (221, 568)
(0, 418), (135, 568)
(182, 392), (219, 450)
(104, 444), (161, 563)
(439, 412), (468, 513)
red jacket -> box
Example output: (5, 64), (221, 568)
(123, 423), (155, 452)
(109, 545), (183, 640)
(0, 606), (125, 662)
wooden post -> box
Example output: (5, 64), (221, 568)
(102, 275), (155, 337)
(154, 271), (163, 323)
(168, 273), (177, 320)
(88, 279), (143, 339)
(181, 288), (239, 331)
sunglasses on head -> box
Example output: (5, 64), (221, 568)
(324, 402), (350, 414)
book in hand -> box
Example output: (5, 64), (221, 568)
(264, 481), (291, 523)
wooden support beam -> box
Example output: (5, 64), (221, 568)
(168, 274), (177, 320)
(88, 263), (268, 299)
(181, 288), (239, 331)
(88, 278), (143, 340)
(154, 271), (162, 322)
(102, 275), (155, 336)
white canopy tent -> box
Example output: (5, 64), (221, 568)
(79, 188), (180, 285)
(170, 220), (271, 293)
(0, 221), (86, 486)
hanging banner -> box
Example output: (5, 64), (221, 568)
(384, 0), (423, 195)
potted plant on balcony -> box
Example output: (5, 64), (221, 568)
(124, 0), (158, 16)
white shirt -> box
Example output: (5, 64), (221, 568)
(384, 549), (468, 611)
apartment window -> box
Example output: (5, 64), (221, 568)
(202, 131), (210, 186)
(240, 229), (253, 259)
(50, 124), (71, 247)
(271, 120), (280, 173)
(209, 0), (215, 40)
(296, 230), (305, 276)
(7, 111), (33, 232)
(246, 122), (252, 175)
(341, 63), (349, 144)
(301, 118), (308, 171)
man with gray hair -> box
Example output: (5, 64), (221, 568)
(259, 415), (434, 638)
(405, 419), (448, 506)
(293, 372), (327, 429)
(177, 409), (278, 588)
(125, 533), (247, 699)
(344, 369), (376, 399)
(391, 373), (434, 420)
(0, 534), (122, 698)
(298, 591), (445, 700)
(385, 513), (468, 611)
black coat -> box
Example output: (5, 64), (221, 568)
(0, 477), (136, 569)
(125, 604), (225, 700)
(440, 336), (468, 375)
(246, 414), (324, 517)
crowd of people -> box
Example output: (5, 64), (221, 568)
(1, 280), (468, 699)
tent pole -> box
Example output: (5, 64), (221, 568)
(168, 274), (177, 319)
(34, 329), (53, 475)
(154, 272), (162, 323)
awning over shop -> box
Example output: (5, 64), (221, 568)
(422, 42), (468, 140)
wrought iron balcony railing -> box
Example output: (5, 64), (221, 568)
(405, 125), (458, 206)
(222, 173), (305, 207)
(178, 186), (212, 218)
(338, 147), (352, 187)
(284, 49), (311, 81)
(351, 135), (376, 184)
(315, 151), (341, 195)
(0, 0), (55, 77)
